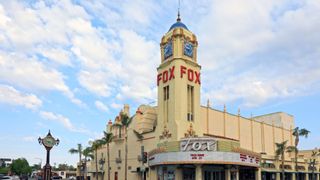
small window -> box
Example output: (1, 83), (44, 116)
(187, 85), (194, 121)
(163, 86), (169, 100)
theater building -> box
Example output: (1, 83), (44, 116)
(87, 15), (320, 180)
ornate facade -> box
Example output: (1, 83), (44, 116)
(87, 15), (320, 180)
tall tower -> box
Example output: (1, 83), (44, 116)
(157, 14), (201, 141)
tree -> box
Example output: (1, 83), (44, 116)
(119, 113), (132, 180)
(310, 149), (320, 180)
(57, 164), (68, 171)
(31, 164), (41, 171)
(100, 131), (113, 180)
(90, 140), (104, 180)
(275, 141), (292, 180)
(292, 127), (310, 177)
(82, 147), (93, 180)
(0, 167), (9, 174)
(69, 144), (83, 178)
(10, 158), (32, 176)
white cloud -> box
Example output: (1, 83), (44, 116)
(0, 52), (83, 106)
(116, 30), (159, 102)
(110, 102), (122, 109)
(95, 100), (109, 112)
(0, 84), (42, 110)
(40, 111), (74, 130)
(78, 71), (112, 97)
(22, 136), (37, 142)
(39, 111), (89, 133)
(0, 1), (86, 106)
(0, 0), (319, 110)
(196, 0), (320, 107)
(35, 46), (72, 66)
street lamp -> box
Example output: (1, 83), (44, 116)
(99, 158), (105, 180)
(38, 130), (59, 180)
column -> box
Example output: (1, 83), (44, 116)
(276, 172), (281, 180)
(292, 173), (296, 180)
(226, 168), (231, 180)
(174, 168), (182, 180)
(255, 168), (261, 180)
(236, 170), (239, 180)
(195, 165), (202, 180)
(306, 173), (309, 180)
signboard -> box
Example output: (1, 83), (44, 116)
(148, 151), (260, 167)
(157, 65), (201, 86)
(180, 138), (217, 152)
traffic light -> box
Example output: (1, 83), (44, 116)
(143, 152), (148, 163)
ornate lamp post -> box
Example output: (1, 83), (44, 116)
(38, 130), (59, 180)
(99, 158), (105, 180)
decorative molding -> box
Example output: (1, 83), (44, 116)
(160, 125), (171, 139)
(184, 123), (197, 138)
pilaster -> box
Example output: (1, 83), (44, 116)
(195, 165), (202, 180)
(255, 168), (261, 180)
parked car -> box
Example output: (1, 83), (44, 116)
(19, 175), (28, 180)
(12, 176), (20, 180)
(51, 176), (62, 180)
(1, 176), (13, 180)
(68, 176), (76, 180)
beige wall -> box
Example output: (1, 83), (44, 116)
(200, 106), (295, 158)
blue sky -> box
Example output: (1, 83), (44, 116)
(0, 0), (319, 166)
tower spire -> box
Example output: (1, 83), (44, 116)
(177, 0), (181, 22)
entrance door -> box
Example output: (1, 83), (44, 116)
(203, 169), (225, 180)
(239, 168), (255, 180)
(262, 172), (276, 180)
(183, 168), (195, 180)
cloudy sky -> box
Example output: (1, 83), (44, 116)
(0, 0), (319, 166)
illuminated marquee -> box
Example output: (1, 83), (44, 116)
(180, 138), (217, 152)
(157, 66), (201, 86)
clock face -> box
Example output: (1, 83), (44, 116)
(43, 136), (55, 148)
(184, 41), (193, 58)
(164, 41), (173, 60)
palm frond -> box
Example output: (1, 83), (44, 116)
(286, 146), (297, 153)
(103, 131), (113, 143)
(299, 128), (310, 137)
(292, 127), (299, 136)
(275, 141), (288, 156)
(69, 148), (79, 154)
(83, 147), (94, 160)
(120, 113), (132, 127)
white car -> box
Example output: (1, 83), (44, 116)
(1, 176), (13, 180)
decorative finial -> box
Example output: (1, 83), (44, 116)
(207, 99), (210, 107)
(238, 108), (241, 116)
(177, 0), (181, 22)
(223, 104), (226, 112)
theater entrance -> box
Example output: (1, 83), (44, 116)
(182, 166), (195, 180)
(239, 167), (255, 180)
(261, 172), (276, 180)
(203, 165), (225, 180)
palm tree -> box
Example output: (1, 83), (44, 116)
(90, 140), (104, 180)
(310, 149), (320, 180)
(120, 112), (132, 180)
(82, 147), (93, 180)
(292, 127), (310, 177)
(275, 140), (293, 180)
(69, 144), (83, 179)
(100, 131), (113, 180)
